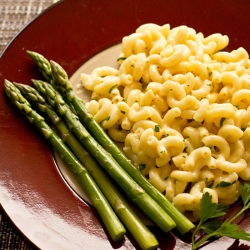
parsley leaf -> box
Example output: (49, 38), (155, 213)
(215, 180), (236, 188)
(199, 192), (228, 224)
(219, 222), (250, 241)
(220, 117), (226, 127)
(155, 124), (160, 132)
(108, 84), (117, 93)
(192, 184), (250, 250)
(207, 181), (214, 188)
(213, 203), (229, 218)
(139, 164), (146, 171)
(117, 57), (126, 61)
(201, 219), (223, 235)
(100, 116), (111, 124)
(240, 182), (250, 208)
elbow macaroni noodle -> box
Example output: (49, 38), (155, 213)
(80, 23), (250, 221)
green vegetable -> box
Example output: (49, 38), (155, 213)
(47, 58), (194, 234)
(207, 181), (214, 188)
(108, 84), (118, 93)
(155, 124), (160, 132)
(26, 50), (52, 82)
(32, 79), (176, 233)
(4, 80), (125, 242)
(14, 82), (159, 250)
(26, 50), (75, 112)
(215, 180), (236, 188)
(139, 164), (146, 171)
(191, 183), (250, 249)
(220, 117), (226, 127)
(117, 57), (127, 61)
(27, 50), (194, 234)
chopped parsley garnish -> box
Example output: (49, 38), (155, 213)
(117, 57), (126, 61)
(220, 117), (226, 127)
(207, 181), (214, 189)
(100, 116), (111, 124)
(155, 124), (160, 132)
(215, 180), (236, 188)
(162, 134), (169, 138)
(108, 84), (118, 93)
(139, 164), (146, 171)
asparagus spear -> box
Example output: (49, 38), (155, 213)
(14, 82), (159, 250)
(26, 51), (76, 112)
(27, 50), (194, 234)
(26, 50), (52, 82)
(4, 80), (126, 242)
(32, 79), (176, 233)
(50, 59), (195, 234)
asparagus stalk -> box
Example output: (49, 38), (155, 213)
(27, 50), (194, 234)
(4, 80), (126, 242)
(26, 51), (76, 112)
(14, 82), (159, 250)
(26, 50), (53, 83)
(32, 79), (176, 233)
(50, 59), (195, 234)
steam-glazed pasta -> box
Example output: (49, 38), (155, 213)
(80, 23), (250, 221)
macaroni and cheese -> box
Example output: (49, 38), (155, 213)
(80, 23), (250, 221)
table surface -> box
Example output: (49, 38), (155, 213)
(0, 1), (58, 249)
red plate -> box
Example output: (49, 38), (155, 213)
(1, 0), (250, 249)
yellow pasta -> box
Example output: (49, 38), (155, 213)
(80, 23), (250, 220)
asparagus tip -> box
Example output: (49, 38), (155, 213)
(4, 79), (12, 88)
(26, 50), (36, 58)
